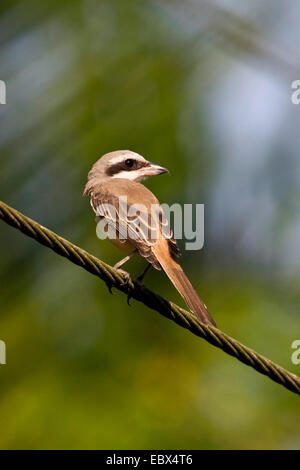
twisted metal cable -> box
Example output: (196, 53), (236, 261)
(0, 199), (299, 396)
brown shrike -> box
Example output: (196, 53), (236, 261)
(84, 150), (216, 326)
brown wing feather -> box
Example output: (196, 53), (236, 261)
(90, 180), (164, 269)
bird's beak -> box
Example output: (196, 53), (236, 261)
(140, 162), (169, 177)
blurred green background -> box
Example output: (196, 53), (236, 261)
(0, 0), (300, 449)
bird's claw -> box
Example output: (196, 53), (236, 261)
(116, 268), (131, 285)
(126, 276), (145, 305)
(127, 293), (132, 306)
(105, 280), (114, 294)
(111, 267), (145, 306)
(106, 268), (130, 294)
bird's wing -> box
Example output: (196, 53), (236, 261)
(91, 188), (180, 269)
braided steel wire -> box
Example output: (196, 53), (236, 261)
(0, 200), (299, 396)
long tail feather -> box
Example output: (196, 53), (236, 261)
(153, 244), (217, 326)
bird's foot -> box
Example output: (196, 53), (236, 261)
(115, 268), (131, 285)
(126, 274), (146, 306)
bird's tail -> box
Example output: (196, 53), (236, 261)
(153, 244), (217, 327)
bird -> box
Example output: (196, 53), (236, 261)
(84, 150), (216, 327)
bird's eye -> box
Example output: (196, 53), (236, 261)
(125, 159), (134, 168)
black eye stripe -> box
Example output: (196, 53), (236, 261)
(105, 159), (149, 176)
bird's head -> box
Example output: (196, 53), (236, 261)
(84, 150), (169, 195)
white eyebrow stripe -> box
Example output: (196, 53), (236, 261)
(109, 153), (146, 165)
